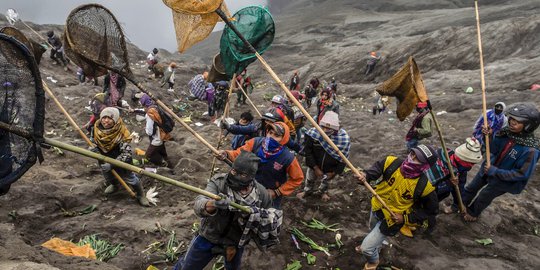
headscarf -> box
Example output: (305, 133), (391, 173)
(139, 94), (153, 108)
(93, 110), (131, 153)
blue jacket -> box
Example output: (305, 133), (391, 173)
(481, 134), (540, 194)
(226, 121), (302, 152)
(227, 122), (259, 150)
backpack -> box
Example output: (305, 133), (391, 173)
(381, 158), (428, 201)
(151, 105), (175, 133)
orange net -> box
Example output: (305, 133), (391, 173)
(163, 0), (230, 53)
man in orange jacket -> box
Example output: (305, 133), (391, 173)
(218, 122), (304, 208)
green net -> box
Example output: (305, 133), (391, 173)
(219, 6), (274, 78)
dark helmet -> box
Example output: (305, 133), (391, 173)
(47, 30), (54, 38)
(505, 102), (540, 133)
(152, 48), (158, 54)
(261, 108), (283, 122)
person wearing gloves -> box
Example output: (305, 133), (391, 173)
(173, 151), (274, 270)
(297, 111), (350, 202)
(354, 144), (439, 270)
(462, 103), (540, 222)
(472, 101), (507, 153)
(92, 107), (150, 206)
(218, 122), (304, 208)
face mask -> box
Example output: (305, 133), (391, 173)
(400, 154), (430, 178)
(226, 172), (253, 191)
(494, 108), (503, 115)
(324, 129), (336, 136)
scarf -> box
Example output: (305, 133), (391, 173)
(405, 110), (429, 141)
(93, 118), (131, 153)
(305, 128), (350, 162)
(257, 137), (284, 163)
(224, 184), (260, 212)
(497, 127), (540, 149)
(108, 73), (120, 106)
(400, 154), (431, 178)
(426, 150), (472, 185)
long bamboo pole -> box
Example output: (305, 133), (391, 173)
(408, 61), (466, 213)
(134, 82), (233, 167)
(0, 121), (250, 213)
(235, 77), (262, 117)
(210, 74), (237, 178)
(41, 81), (136, 197)
(474, 1), (491, 165)
(214, 9), (396, 218)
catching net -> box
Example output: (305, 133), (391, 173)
(220, 6), (274, 78)
(377, 57), (428, 121)
(65, 4), (132, 80)
(0, 26), (47, 65)
(165, 0), (230, 53)
(0, 33), (45, 194)
(62, 29), (108, 78)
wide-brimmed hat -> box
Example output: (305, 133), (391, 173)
(454, 137), (483, 163)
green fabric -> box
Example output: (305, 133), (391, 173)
(220, 6), (275, 78)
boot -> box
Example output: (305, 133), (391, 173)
(104, 184), (118, 194)
(133, 182), (150, 207)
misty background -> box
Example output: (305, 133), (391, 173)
(0, 0), (268, 53)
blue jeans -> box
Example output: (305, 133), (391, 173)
(461, 172), (507, 217)
(173, 235), (244, 270)
(360, 212), (386, 264)
(406, 138), (418, 151)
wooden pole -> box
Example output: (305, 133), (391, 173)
(134, 82), (233, 167)
(0, 121), (250, 213)
(42, 81), (136, 197)
(474, 1), (491, 165)
(235, 77), (262, 117)
(210, 74), (237, 178)
(408, 60), (466, 213)
(214, 9), (396, 217)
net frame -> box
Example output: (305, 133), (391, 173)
(65, 4), (133, 82)
(220, 6), (275, 77)
(0, 33), (45, 192)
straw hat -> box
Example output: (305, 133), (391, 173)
(455, 137), (483, 164)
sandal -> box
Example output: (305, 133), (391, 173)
(463, 213), (478, 222)
(443, 205), (456, 214)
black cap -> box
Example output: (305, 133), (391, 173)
(411, 144), (438, 166)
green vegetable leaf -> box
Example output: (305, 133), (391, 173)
(306, 253), (316, 265)
(475, 238), (493, 246)
(286, 260), (302, 270)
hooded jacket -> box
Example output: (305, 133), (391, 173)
(225, 123), (304, 196)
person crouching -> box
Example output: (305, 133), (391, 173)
(92, 107), (150, 206)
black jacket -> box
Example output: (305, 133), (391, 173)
(304, 135), (346, 174)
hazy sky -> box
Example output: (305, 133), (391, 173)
(0, 0), (268, 52)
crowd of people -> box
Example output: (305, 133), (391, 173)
(42, 40), (540, 269)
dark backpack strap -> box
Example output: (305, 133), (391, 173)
(413, 174), (428, 201)
(382, 158), (403, 182)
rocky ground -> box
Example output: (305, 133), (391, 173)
(1, 0), (539, 269)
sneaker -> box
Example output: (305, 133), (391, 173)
(167, 88), (174, 93)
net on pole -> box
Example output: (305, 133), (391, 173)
(0, 33), (45, 194)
